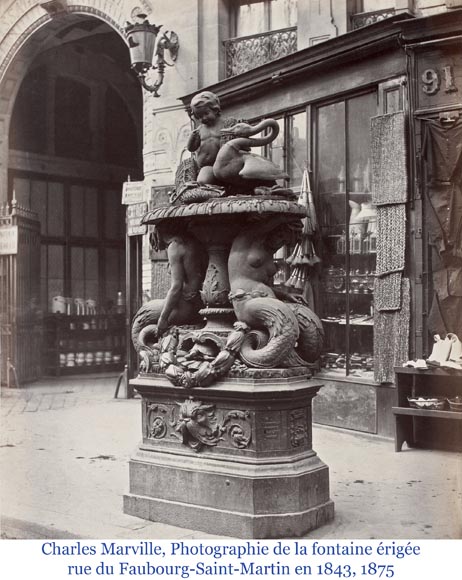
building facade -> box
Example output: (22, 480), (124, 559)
(0, 1), (461, 436)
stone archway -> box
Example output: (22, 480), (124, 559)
(0, 0), (144, 203)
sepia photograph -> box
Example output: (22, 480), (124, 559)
(0, 0), (461, 564)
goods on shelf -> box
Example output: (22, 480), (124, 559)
(319, 190), (376, 376)
(393, 367), (462, 452)
(44, 313), (126, 376)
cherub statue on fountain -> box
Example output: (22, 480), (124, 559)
(176, 91), (296, 203)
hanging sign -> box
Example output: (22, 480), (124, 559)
(0, 226), (18, 255)
(122, 181), (145, 205)
(127, 202), (148, 236)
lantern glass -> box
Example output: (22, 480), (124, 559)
(126, 24), (159, 73)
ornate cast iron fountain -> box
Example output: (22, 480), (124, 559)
(124, 93), (334, 538)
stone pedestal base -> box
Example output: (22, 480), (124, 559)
(124, 373), (334, 539)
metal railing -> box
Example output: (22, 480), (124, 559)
(351, 8), (396, 30)
(224, 26), (297, 78)
(0, 200), (42, 386)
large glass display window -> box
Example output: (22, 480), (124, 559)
(11, 174), (125, 313)
(315, 91), (378, 378)
(265, 111), (307, 190)
(264, 111), (307, 285)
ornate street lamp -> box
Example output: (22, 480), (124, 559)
(125, 16), (179, 97)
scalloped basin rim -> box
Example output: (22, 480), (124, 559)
(142, 197), (307, 225)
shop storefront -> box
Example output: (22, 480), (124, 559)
(179, 10), (462, 436)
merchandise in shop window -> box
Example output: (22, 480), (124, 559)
(316, 91), (378, 377)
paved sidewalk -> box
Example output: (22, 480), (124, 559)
(1, 375), (461, 540)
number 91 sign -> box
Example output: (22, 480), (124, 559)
(416, 45), (461, 111)
(421, 65), (458, 95)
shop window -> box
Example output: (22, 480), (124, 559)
(268, 118), (285, 176)
(47, 182), (65, 238)
(70, 185), (99, 239)
(30, 181), (47, 234)
(104, 247), (125, 310)
(315, 92), (378, 378)
(288, 112), (307, 187)
(234, 0), (297, 37)
(46, 244), (65, 305)
(70, 247), (99, 304)
(11, 175), (125, 314)
(262, 110), (307, 283)
(264, 110), (307, 190)
(71, 247), (85, 299)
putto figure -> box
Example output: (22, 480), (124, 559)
(187, 91), (228, 186)
(186, 90), (289, 193)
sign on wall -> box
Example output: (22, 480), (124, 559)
(0, 226), (18, 255)
(122, 181), (145, 205)
(127, 202), (148, 237)
(416, 45), (462, 111)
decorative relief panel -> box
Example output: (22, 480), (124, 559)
(148, 117), (193, 174)
(144, 397), (253, 453)
(146, 403), (169, 439)
(289, 408), (309, 448)
(224, 28), (297, 78)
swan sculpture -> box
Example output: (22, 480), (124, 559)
(213, 119), (289, 188)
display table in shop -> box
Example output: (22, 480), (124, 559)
(392, 367), (462, 452)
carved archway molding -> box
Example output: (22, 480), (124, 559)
(0, 0), (131, 203)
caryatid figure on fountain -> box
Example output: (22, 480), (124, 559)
(131, 220), (207, 369)
(228, 215), (324, 369)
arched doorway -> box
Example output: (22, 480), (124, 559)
(1, 10), (143, 382)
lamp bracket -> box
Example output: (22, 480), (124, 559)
(159, 31), (180, 64)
